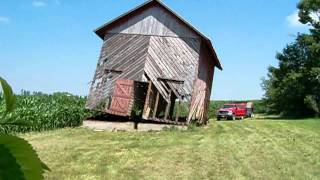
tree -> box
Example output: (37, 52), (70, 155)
(262, 0), (320, 116)
(0, 77), (49, 180)
(298, 0), (320, 30)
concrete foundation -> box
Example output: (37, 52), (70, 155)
(82, 120), (187, 132)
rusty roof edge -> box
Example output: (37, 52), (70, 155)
(94, 0), (223, 70)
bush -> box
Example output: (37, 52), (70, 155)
(0, 91), (92, 133)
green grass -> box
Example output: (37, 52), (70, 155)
(22, 117), (320, 179)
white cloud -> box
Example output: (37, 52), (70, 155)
(54, 0), (61, 5)
(0, 16), (10, 23)
(286, 11), (306, 28)
(32, 1), (47, 7)
(286, 10), (319, 28)
(310, 12), (319, 22)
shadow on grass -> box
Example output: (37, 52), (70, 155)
(254, 114), (317, 120)
(86, 111), (188, 126)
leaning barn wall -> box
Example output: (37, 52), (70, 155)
(85, 33), (150, 110)
(144, 36), (200, 101)
(188, 43), (215, 123)
(104, 4), (203, 102)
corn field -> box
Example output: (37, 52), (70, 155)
(0, 91), (91, 133)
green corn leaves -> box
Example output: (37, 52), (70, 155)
(0, 77), (15, 114)
(0, 77), (50, 180)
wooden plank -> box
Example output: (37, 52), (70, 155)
(175, 101), (181, 122)
(86, 34), (150, 110)
(153, 91), (160, 119)
(144, 55), (170, 100)
(164, 90), (172, 120)
(143, 36), (200, 103)
(107, 79), (134, 116)
(164, 102), (171, 120)
(158, 77), (184, 84)
(169, 93), (176, 119)
(195, 44), (216, 124)
(187, 79), (206, 123)
(107, 5), (199, 39)
(142, 81), (152, 119)
(105, 68), (123, 73)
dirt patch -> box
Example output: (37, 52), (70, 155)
(82, 120), (187, 132)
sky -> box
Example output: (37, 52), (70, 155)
(0, 0), (311, 100)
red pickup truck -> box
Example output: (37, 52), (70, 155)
(217, 102), (253, 120)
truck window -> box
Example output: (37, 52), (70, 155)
(223, 105), (235, 108)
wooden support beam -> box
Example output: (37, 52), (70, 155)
(164, 90), (172, 120)
(157, 77), (184, 84)
(104, 68), (123, 73)
(169, 93), (176, 119)
(167, 83), (183, 101)
(142, 81), (152, 119)
(175, 100), (181, 122)
(153, 91), (160, 119)
(164, 102), (171, 120)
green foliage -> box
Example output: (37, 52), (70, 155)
(207, 101), (225, 119)
(304, 95), (319, 114)
(0, 91), (91, 134)
(187, 122), (201, 131)
(0, 77), (49, 180)
(0, 77), (16, 114)
(173, 100), (264, 119)
(262, 34), (320, 116)
(262, 0), (320, 117)
(298, 0), (320, 30)
(0, 135), (47, 180)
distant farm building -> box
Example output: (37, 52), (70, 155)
(86, 0), (222, 125)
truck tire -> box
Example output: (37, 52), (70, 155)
(217, 117), (221, 121)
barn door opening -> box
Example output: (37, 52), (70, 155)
(106, 79), (134, 116)
(141, 78), (187, 124)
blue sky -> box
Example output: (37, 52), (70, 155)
(0, 0), (310, 100)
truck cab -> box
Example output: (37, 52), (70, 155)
(217, 103), (247, 120)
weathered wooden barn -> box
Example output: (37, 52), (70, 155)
(86, 0), (222, 125)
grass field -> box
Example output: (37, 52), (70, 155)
(22, 117), (320, 179)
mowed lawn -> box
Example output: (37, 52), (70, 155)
(22, 118), (320, 179)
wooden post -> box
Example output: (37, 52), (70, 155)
(175, 100), (181, 122)
(164, 102), (171, 120)
(142, 81), (152, 119)
(153, 91), (160, 119)
(169, 94), (176, 119)
(164, 90), (172, 120)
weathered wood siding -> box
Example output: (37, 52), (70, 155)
(107, 5), (199, 39)
(144, 36), (200, 101)
(188, 43), (215, 123)
(86, 33), (150, 109)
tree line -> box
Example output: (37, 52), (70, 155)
(262, 0), (320, 117)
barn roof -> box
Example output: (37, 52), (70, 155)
(94, 0), (222, 70)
